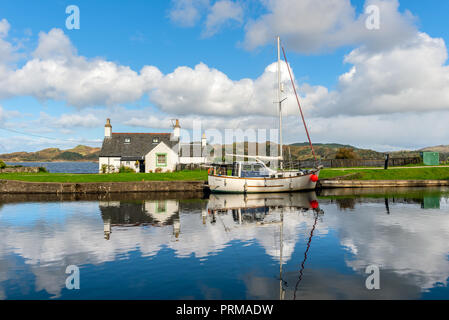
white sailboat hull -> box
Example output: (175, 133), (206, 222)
(208, 192), (318, 211)
(208, 170), (320, 193)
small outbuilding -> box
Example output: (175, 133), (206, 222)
(422, 152), (440, 166)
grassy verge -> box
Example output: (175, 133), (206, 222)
(1, 167), (448, 182)
(320, 167), (449, 180)
(0, 170), (208, 183)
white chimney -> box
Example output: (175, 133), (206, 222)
(201, 133), (207, 148)
(173, 119), (180, 139)
(105, 118), (112, 138)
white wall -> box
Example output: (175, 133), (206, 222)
(99, 157), (121, 173)
(120, 160), (139, 172)
(145, 142), (179, 173)
(179, 157), (207, 164)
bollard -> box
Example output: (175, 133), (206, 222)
(384, 154), (390, 170)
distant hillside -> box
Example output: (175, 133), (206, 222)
(287, 143), (384, 160)
(213, 142), (432, 161)
(0, 145), (100, 162)
(419, 145), (449, 153)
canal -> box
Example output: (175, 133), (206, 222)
(0, 187), (448, 299)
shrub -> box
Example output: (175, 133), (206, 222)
(335, 148), (359, 160)
(101, 164), (116, 173)
(0, 160), (5, 169)
(38, 166), (48, 173)
(155, 167), (162, 173)
(119, 166), (135, 173)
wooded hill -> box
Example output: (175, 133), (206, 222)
(0, 145), (100, 162)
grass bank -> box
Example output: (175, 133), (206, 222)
(319, 167), (449, 180)
(0, 170), (208, 183)
(1, 167), (448, 183)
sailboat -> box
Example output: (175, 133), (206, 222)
(208, 37), (322, 193)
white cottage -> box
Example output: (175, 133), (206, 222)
(99, 119), (208, 173)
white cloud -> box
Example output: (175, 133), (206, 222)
(0, 19), (16, 65)
(0, 105), (4, 123)
(147, 61), (305, 118)
(299, 112), (449, 150)
(243, 0), (416, 54)
(0, 19), (10, 38)
(52, 113), (103, 129)
(0, 28), (148, 108)
(169, 0), (210, 27)
(301, 32), (449, 117)
(203, 0), (244, 37)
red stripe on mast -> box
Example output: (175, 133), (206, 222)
(281, 46), (318, 165)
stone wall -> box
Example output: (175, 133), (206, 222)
(0, 180), (207, 194)
(0, 167), (40, 173)
(318, 179), (449, 189)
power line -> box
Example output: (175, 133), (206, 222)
(0, 126), (101, 144)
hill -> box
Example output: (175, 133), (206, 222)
(212, 142), (435, 161)
(0, 145), (100, 162)
(286, 143), (384, 160)
(419, 145), (449, 153)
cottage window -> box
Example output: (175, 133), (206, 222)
(124, 138), (131, 143)
(156, 153), (167, 167)
(156, 201), (166, 213)
(152, 137), (159, 144)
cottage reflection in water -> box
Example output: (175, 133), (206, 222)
(99, 193), (323, 241)
(100, 199), (183, 240)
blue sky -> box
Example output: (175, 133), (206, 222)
(0, 0), (449, 153)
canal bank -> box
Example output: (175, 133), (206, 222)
(1, 178), (449, 194)
(318, 179), (449, 189)
(0, 179), (207, 194)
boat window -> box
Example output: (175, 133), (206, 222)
(240, 163), (269, 178)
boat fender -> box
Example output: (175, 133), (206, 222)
(310, 174), (319, 182)
(310, 200), (319, 209)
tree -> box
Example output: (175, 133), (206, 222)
(0, 160), (6, 169)
(335, 148), (358, 159)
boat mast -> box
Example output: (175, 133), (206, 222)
(277, 36), (283, 165)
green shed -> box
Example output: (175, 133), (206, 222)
(422, 152), (439, 166)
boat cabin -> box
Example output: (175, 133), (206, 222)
(209, 161), (274, 178)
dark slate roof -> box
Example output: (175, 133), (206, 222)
(100, 133), (179, 159)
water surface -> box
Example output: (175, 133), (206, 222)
(6, 162), (98, 173)
(0, 187), (448, 300)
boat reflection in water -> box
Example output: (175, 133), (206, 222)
(207, 192), (322, 225)
(206, 192), (323, 300)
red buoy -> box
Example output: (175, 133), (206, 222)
(310, 200), (319, 209)
(310, 174), (319, 182)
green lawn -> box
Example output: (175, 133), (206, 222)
(0, 170), (208, 183)
(320, 167), (449, 180)
(1, 167), (449, 183)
